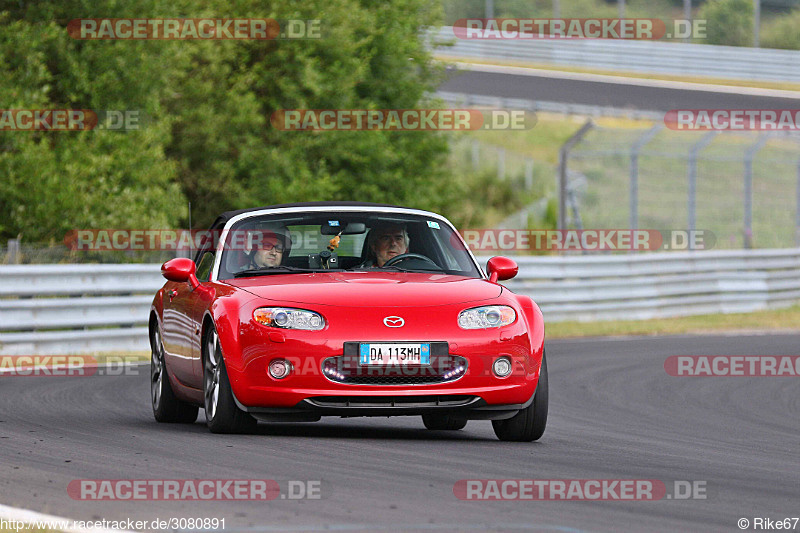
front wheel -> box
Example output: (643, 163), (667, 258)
(151, 323), (198, 424)
(492, 351), (548, 442)
(204, 327), (257, 434)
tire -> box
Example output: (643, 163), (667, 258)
(422, 414), (468, 431)
(151, 323), (199, 424)
(204, 326), (257, 434)
(492, 351), (548, 442)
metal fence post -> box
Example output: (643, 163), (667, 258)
(683, 0), (692, 43)
(743, 135), (770, 249)
(558, 120), (593, 230)
(629, 123), (663, 230)
(754, 0), (761, 48)
(687, 132), (718, 246)
(796, 156), (800, 247)
(524, 159), (534, 190)
(7, 239), (20, 264)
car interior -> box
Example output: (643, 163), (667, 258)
(215, 213), (479, 279)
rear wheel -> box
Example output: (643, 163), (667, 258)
(204, 327), (257, 434)
(422, 414), (468, 431)
(150, 323), (198, 423)
(492, 352), (548, 442)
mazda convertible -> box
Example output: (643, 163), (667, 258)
(150, 202), (547, 441)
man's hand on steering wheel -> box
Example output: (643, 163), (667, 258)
(382, 253), (439, 269)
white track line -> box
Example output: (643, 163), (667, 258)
(447, 60), (800, 99)
(0, 503), (131, 533)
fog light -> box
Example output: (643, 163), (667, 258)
(268, 359), (292, 379)
(493, 357), (512, 377)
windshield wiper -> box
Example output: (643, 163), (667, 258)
(345, 266), (402, 272)
(345, 266), (442, 273)
(234, 266), (320, 278)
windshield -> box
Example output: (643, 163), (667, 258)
(216, 211), (482, 280)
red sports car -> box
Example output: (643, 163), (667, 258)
(150, 202), (547, 441)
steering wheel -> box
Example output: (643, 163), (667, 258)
(383, 253), (439, 269)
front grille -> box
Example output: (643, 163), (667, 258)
(321, 355), (468, 386)
(307, 395), (478, 408)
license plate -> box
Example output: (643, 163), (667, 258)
(359, 343), (431, 366)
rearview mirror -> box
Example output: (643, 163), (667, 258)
(321, 222), (366, 235)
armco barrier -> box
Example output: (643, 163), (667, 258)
(0, 264), (161, 355)
(1, 249), (799, 354)
(429, 26), (800, 83)
(504, 249), (800, 321)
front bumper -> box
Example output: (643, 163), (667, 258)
(233, 388), (536, 422)
(221, 300), (545, 413)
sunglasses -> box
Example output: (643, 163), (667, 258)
(257, 242), (285, 252)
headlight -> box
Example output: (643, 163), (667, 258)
(458, 305), (516, 329)
(254, 307), (325, 330)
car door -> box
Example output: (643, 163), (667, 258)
(187, 249), (217, 383)
(161, 276), (197, 386)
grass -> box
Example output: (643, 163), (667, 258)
(5, 311), (799, 364)
(17, 311), (800, 356)
(447, 111), (800, 249)
(435, 55), (800, 93)
(546, 304), (800, 339)
(446, 114), (657, 228)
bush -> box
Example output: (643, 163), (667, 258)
(760, 9), (800, 50)
(697, 0), (754, 47)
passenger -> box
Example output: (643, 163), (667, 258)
(249, 231), (288, 268)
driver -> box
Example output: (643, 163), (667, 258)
(248, 230), (289, 268)
(366, 223), (409, 267)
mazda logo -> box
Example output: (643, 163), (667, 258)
(383, 316), (404, 327)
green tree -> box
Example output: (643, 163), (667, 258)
(0, 11), (184, 242)
(698, 0), (754, 47)
(0, 0), (482, 245)
(161, 0), (455, 229)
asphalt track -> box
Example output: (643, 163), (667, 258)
(439, 67), (800, 112)
(1, 333), (798, 532)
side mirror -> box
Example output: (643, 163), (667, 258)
(486, 256), (518, 283)
(162, 258), (200, 289)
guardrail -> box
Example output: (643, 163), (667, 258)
(0, 265), (160, 355)
(429, 26), (800, 83)
(2, 249), (799, 354)
(502, 249), (800, 321)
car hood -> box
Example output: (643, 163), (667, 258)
(225, 272), (502, 307)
